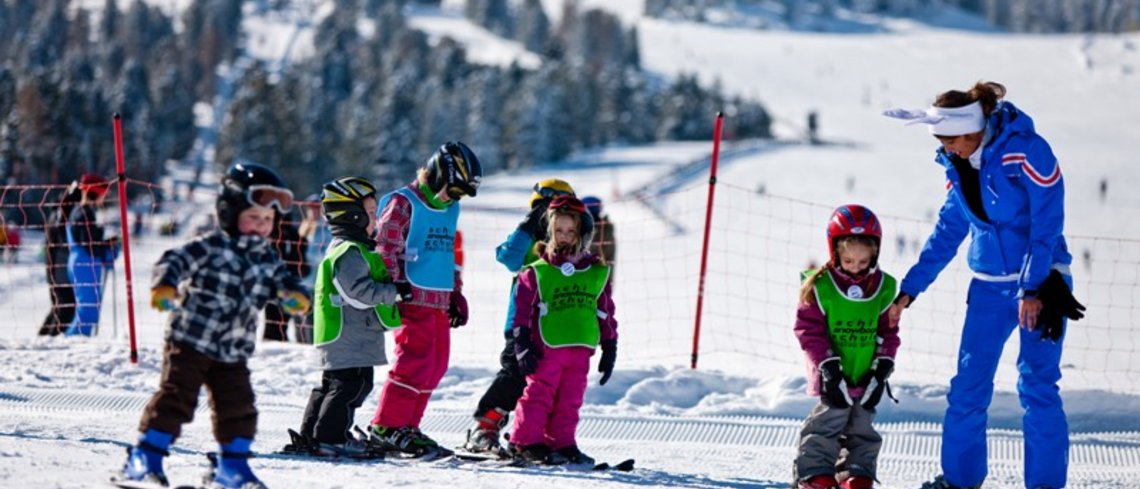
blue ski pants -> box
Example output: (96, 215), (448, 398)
(65, 251), (108, 336)
(941, 278), (1069, 489)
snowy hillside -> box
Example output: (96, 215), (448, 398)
(3, 2), (1140, 488)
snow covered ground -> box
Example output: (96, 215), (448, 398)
(3, 1), (1140, 488)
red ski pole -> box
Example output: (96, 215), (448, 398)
(113, 113), (141, 364)
(691, 112), (724, 369)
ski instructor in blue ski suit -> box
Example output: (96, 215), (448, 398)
(884, 81), (1085, 489)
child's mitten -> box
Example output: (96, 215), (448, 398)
(279, 290), (312, 315)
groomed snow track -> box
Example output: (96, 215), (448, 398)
(2, 387), (1139, 488)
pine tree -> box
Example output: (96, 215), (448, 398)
(466, 68), (504, 174)
(515, 0), (550, 53)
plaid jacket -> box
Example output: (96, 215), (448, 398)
(153, 231), (305, 362)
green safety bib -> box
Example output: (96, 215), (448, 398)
(806, 269), (897, 384)
(531, 259), (611, 348)
(313, 241), (402, 346)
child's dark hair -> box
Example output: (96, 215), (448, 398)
(799, 235), (879, 305)
(933, 81), (1006, 118)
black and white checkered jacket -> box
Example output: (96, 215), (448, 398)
(153, 231), (305, 363)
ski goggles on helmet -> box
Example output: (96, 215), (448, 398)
(247, 185), (294, 211)
(532, 183), (574, 200)
(444, 168), (479, 200)
(547, 195), (587, 214)
(446, 185), (470, 200)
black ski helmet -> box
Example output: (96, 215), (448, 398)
(216, 161), (293, 236)
(425, 141), (482, 198)
(321, 176), (378, 230)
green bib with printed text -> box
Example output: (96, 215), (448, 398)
(314, 241), (401, 346)
(807, 269), (897, 384)
(532, 259), (611, 348)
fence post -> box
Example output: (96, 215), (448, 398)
(691, 112), (724, 369)
(113, 113), (141, 364)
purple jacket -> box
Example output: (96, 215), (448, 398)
(512, 250), (618, 352)
(794, 266), (900, 398)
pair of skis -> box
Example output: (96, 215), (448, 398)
(282, 427), (635, 472)
(110, 480), (198, 489)
(451, 446), (636, 472)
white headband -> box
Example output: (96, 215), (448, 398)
(883, 100), (985, 136)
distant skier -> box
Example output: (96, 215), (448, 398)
(116, 162), (310, 489)
(792, 205), (899, 489)
(291, 177), (401, 457)
(508, 195), (617, 465)
(885, 81), (1083, 489)
(39, 180), (83, 336)
(65, 173), (120, 336)
(463, 178), (576, 456)
(366, 142), (481, 459)
(263, 207), (312, 342)
(581, 195), (616, 267)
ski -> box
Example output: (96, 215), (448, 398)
(267, 449), (386, 462)
(108, 478), (198, 489)
(593, 458), (635, 472)
(452, 453), (635, 472)
(271, 429), (386, 461)
(452, 446), (511, 462)
(350, 426), (455, 463)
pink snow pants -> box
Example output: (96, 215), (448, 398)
(370, 304), (451, 428)
(510, 346), (593, 450)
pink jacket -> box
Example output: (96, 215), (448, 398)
(794, 266), (900, 398)
(512, 250), (618, 351)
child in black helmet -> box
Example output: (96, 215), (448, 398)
(287, 176), (401, 458)
(366, 141), (481, 459)
(117, 162), (311, 489)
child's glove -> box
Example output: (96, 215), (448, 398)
(514, 326), (542, 376)
(150, 285), (178, 311)
(819, 357), (852, 408)
(448, 290), (469, 328)
(518, 202), (548, 238)
(394, 281), (413, 303)
(278, 290), (312, 316)
(860, 357), (895, 409)
(1037, 270), (1086, 342)
(598, 339), (617, 386)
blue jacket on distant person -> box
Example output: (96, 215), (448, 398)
(496, 228), (539, 335)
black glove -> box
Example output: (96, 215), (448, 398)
(598, 339), (617, 386)
(514, 326), (541, 376)
(819, 357), (852, 408)
(394, 281), (413, 303)
(860, 357), (895, 409)
(449, 290), (469, 328)
(1036, 270), (1086, 342)
(518, 201), (549, 239)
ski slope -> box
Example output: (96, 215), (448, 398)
(3, 2), (1140, 488)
